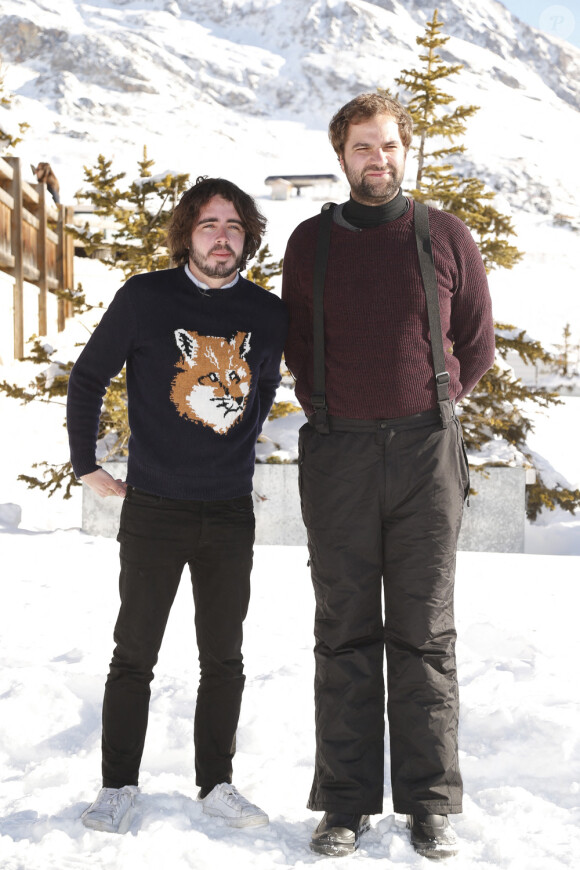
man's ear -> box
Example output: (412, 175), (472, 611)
(338, 154), (345, 173)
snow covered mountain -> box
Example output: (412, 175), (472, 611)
(1, 0), (579, 343)
(1, 0), (579, 203)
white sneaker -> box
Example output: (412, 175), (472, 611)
(199, 783), (269, 828)
(81, 786), (139, 833)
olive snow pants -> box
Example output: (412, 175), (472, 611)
(298, 409), (468, 816)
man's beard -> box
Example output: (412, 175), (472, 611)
(189, 244), (243, 279)
(345, 164), (403, 206)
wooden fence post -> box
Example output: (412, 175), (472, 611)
(56, 204), (75, 329)
(36, 182), (48, 337)
(64, 204), (74, 320)
(7, 157), (24, 359)
(57, 204), (66, 331)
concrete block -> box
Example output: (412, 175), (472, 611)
(253, 464), (306, 546)
(458, 465), (526, 553)
(81, 461), (126, 538)
(81, 461), (526, 553)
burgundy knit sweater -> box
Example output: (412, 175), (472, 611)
(281, 199), (495, 419)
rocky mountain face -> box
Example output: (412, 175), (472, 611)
(1, 0), (579, 216)
(186, 0), (580, 112)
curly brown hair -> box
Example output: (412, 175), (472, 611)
(328, 93), (413, 157)
(166, 176), (267, 269)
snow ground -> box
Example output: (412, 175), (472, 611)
(0, 533), (579, 870)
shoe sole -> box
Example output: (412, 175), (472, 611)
(81, 807), (134, 835)
(310, 819), (371, 856)
(407, 818), (458, 859)
(202, 808), (269, 828)
(411, 843), (459, 860)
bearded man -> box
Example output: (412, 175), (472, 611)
(282, 93), (495, 859)
(68, 177), (287, 834)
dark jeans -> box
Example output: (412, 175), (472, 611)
(101, 487), (255, 791)
(299, 411), (468, 816)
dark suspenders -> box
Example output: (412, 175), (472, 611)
(310, 202), (336, 434)
(310, 199), (452, 434)
(412, 200), (453, 426)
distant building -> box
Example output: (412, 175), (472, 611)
(265, 174), (341, 200)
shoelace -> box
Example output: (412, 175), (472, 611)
(219, 785), (254, 809)
(95, 788), (132, 819)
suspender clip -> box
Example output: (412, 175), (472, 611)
(310, 395), (330, 434)
(435, 371), (451, 406)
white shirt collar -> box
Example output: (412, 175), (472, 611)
(184, 263), (240, 290)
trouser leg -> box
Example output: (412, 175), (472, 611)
(383, 419), (467, 814)
(189, 495), (255, 791)
(101, 556), (182, 788)
(102, 491), (187, 788)
(299, 426), (385, 814)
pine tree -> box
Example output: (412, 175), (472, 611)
(382, 8), (579, 518)
(71, 147), (190, 277)
(385, 9), (523, 273)
(0, 58), (29, 152)
(245, 244), (283, 292)
(553, 323), (575, 377)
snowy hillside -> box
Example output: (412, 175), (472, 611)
(1, 0), (579, 348)
(2, 0), (580, 210)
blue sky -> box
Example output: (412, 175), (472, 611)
(500, 0), (580, 48)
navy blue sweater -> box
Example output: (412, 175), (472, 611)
(67, 267), (288, 500)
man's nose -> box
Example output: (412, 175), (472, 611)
(214, 224), (230, 242)
(369, 147), (388, 163)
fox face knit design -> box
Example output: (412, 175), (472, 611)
(170, 329), (252, 434)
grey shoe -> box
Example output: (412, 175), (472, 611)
(81, 786), (139, 833)
(310, 813), (371, 856)
(407, 813), (458, 859)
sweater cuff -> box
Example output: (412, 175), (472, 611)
(71, 458), (101, 479)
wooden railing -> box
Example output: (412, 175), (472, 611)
(0, 155), (74, 359)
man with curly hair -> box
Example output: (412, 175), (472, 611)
(67, 177), (287, 834)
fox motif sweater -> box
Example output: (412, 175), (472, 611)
(67, 268), (288, 500)
(281, 198), (495, 419)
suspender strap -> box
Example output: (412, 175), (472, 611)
(413, 200), (452, 427)
(310, 202), (335, 434)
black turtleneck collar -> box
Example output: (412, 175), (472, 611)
(341, 188), (409, 229)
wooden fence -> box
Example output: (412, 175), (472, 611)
(0, 155), (74, 359)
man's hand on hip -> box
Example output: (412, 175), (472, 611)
(81, 469), (127, 498)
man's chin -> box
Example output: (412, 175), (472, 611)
(206, 266), (237, 280)
(190, 253), (242, 282)
(353, 187), (398, 206)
